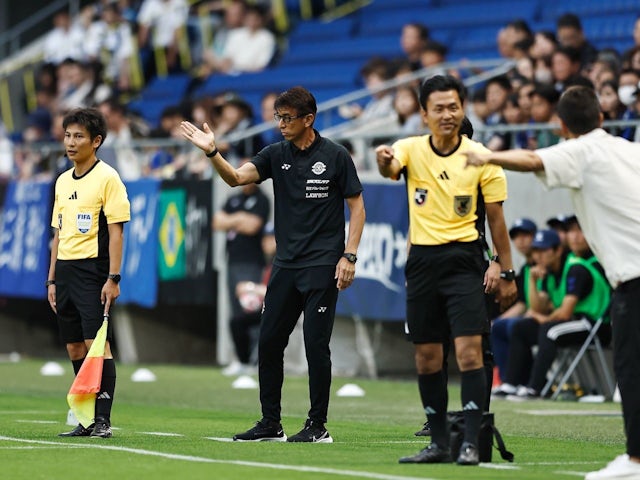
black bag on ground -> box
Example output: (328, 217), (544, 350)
(448, 411), (514, 463)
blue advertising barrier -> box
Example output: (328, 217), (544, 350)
(0, 178), (407, 318)
(336, 182), (408, 321)
(0, 181), (52, 298)
(118, 178), (160, 307)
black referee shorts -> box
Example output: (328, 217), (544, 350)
(405, 242), (487, 343)
(55, 258), (112, 344)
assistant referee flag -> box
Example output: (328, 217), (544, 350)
(66, 317), (108, 427)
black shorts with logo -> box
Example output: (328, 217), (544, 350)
(55, 258), (112, 343)
(405, 241), (487, 343)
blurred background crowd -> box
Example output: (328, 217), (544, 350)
(1, 0), (639, 182)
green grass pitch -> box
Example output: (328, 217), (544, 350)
(0, 359), (625, 480)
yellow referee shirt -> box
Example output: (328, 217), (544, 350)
(52, 160), (130, 260)
(392, 134), (507, 245)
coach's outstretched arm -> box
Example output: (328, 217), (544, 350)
(180, 121), (260, 186)
(463, 149), (545, 172)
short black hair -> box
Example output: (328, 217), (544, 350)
(557, 13), (583, 31)
(274, 86), (317, 118)
(419, 75), (466, 109)
(486, 74), (513, 92)
(404, 22), (430, 41)
(62, 108), (107, 148)
(557, 86), (601, 135)
(531, 83), (560, 104)
(554, 45), (581, 64)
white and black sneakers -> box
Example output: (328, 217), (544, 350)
(286, 419), (333, 443)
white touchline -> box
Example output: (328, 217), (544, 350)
(0, 436), (437, 480)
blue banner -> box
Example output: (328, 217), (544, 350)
(119, 178), (160, 307)
(0, 181), (52, 298)
(337, 182), (408, 321)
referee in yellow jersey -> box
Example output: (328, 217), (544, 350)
(47, 108), (130, 438)
(376, 75), (517, 465)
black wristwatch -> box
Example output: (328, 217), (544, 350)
(45, 279), (56, 288)
(490, 255), (499, 263)
(500, 269), (516, 281)
(342, 253), (357, 264)
(108, 273), (121, 284)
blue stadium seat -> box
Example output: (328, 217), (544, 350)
(357, 1), (540, 36)
(542, 0), (640, 21)
(137, 74), (192, 100)
(193, 61), (362, 99)
(288, 17), (355, 42)
(281, 35), (403, 65)
(582, 14), (637, 43)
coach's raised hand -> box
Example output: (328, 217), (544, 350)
(462, 150), (489, 168)
(181, 121), (217, 156)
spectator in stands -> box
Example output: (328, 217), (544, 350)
(551, 46), (583, 92)
(338, 57), (395, 131)
(393, 85), (423, 135)
(598, 80), (637, 141)
(400, 23), (430, 71)
(516, 80), (535, 122)
(98, 98), (141, 180)
(588, 52), (621, 92)
(214, 175), (270, 377)
(501, 93), (528, 149)
(529, 30), (557, 62)
(555, 13), (598, 70)
(419, 40), (449, 78)
(497, 19), (533, 59)
(143, 105), (188, 178)
(618, 68), (640, 102)
(199, 4), (275, 75)
(491, 217), (537, 387)
(137, 0), (189, 73)
(43, 10), (86, 65)
(533, 55), (554, 85)
(85, 3), (134, 92)
(466, 87), (489, 142)
(56, 59), (111, 110)
(213, 93), (264, 165)
(260, 91), (280, 145)
(527, 83), (560, 149)
(484, 75), (512, 151)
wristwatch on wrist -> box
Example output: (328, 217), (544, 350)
(500, 269), (516, 281)
(108, 273), (121, 284)
(342, 253), (357, 264)
(490, 254), (499, 263)
(45, 279), (56, 288)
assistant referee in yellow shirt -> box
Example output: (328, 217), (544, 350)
(377, 75), (516, 466)
(47, 108), (130, 439)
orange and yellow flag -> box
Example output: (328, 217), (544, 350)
(66, 318), (108, 427)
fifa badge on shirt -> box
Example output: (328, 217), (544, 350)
(414, 188), (427, 206)
(454, 195), (472, 217)
(76, 213), (92, 233)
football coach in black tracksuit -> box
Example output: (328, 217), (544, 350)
(181, 86), (365, 444)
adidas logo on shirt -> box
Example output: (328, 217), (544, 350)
(68, 191), (78, 200)
(438, 171), (450, 180)
(97, 392), (111, 400)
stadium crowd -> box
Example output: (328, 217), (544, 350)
(1, 2), (640, 183)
